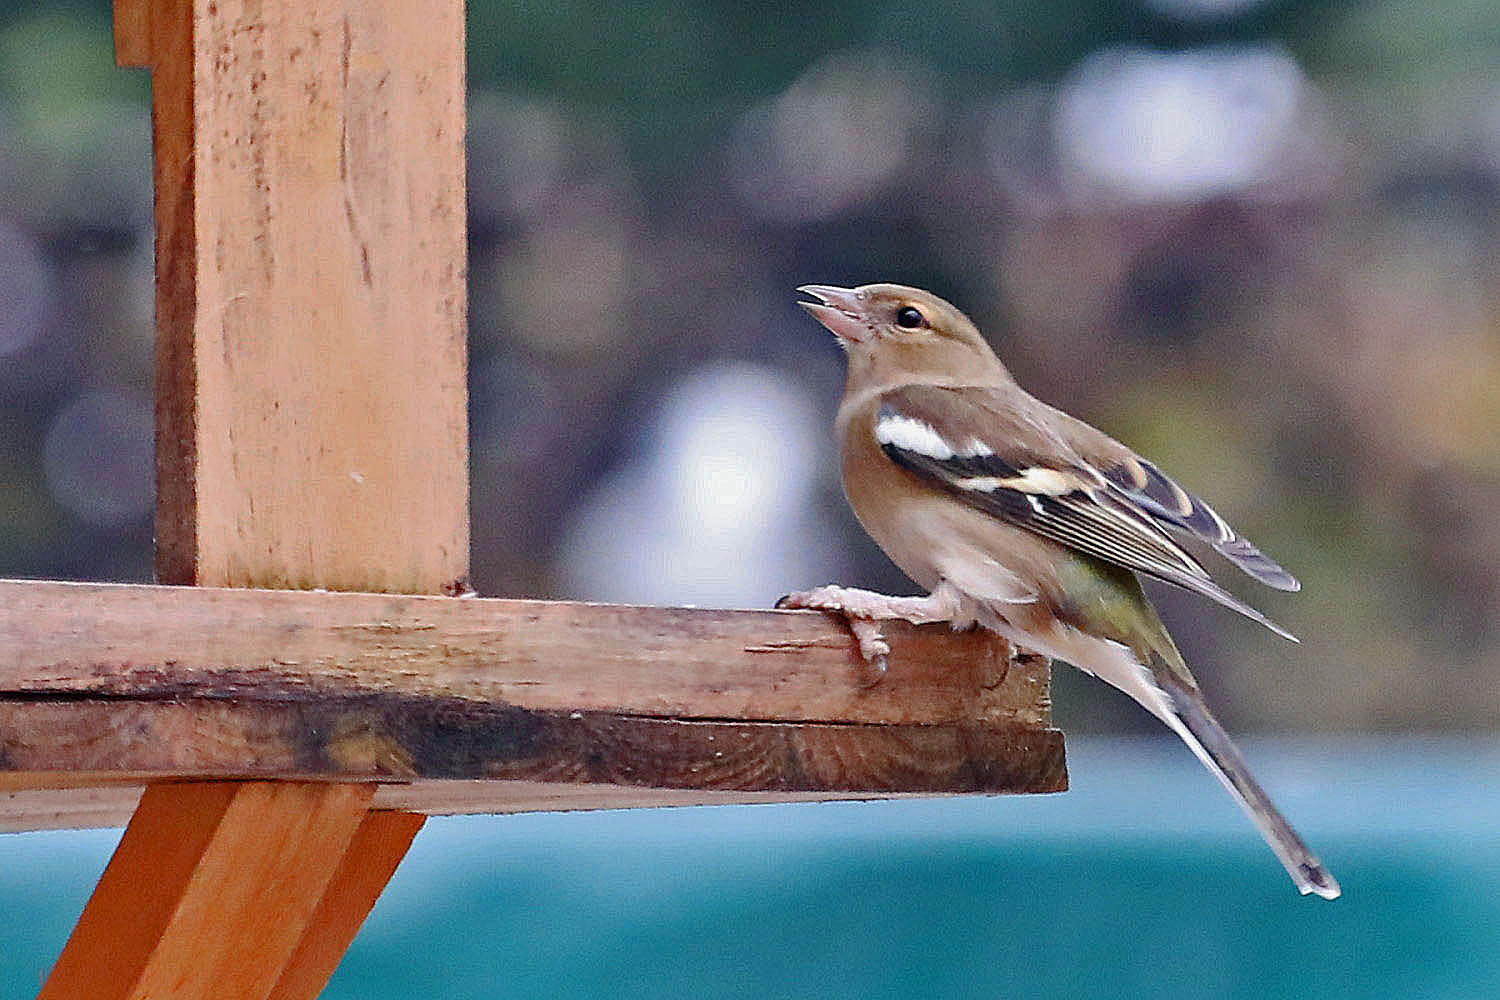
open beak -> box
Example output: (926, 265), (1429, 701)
(797, 284), (869, 344)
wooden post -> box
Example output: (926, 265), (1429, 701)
(40, 0), (467, 996)
(129, 0), (468, 592)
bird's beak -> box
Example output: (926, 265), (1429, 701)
(797, 284), (869, 344)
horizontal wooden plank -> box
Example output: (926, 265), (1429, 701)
(0, 700), (1063, 814)
(0, 579), (1064, 830)
(0, 579), (1048, 727)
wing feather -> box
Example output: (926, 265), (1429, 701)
(1100, 458), (1300, 591)
(875, 388), (1297, 640)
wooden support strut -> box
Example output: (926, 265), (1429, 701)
(40, 783), (377, 1000)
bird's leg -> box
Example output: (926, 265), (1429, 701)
(777, 581), (964, 684)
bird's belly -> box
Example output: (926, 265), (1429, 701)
(848, 489), (1038, 611)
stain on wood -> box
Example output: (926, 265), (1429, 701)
(0, 580), (1066, 831)
(0, 698), (1065, 797)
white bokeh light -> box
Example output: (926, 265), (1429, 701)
(558, 361), (841, 608)
(1053, 45), (1308, 203)
(1142, 0), (1271, 21)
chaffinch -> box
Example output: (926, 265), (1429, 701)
(781, 282), (1338, 900)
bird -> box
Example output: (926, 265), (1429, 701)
(779, 282), (1339, 900)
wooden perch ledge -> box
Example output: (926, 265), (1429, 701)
(0, 579), (1064, 832)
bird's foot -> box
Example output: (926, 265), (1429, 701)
(777, 588), (892, 685)
(776, 583), (963, 686)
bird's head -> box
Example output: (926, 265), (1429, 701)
(797, 283), (1010, 387)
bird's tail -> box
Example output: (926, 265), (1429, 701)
(1152, 662), (1341, 900)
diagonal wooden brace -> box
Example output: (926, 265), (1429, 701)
(41, 783), (379, 1000)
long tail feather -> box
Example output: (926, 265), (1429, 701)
(1155, 667), (1340, 899)
(981, 584), (1335, 899)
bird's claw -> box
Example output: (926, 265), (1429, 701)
(848, 618), (891, 687)
(775, 588), (891, 686)
(775, 586), (845, 612)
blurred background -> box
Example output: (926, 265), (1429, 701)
(2, 0), (1499, 996)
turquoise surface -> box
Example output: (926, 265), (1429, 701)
(4, 738), (1497, 999)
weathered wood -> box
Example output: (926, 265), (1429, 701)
(1, 581), (1064, 831)
(0, 698), (1062, 792)
(0, 581), (1064, 831)
(127, 0), (468, 593)
(0, 580), (1046, 727)
(53, 1), (470, 996)
(39, 782), (374, 1000)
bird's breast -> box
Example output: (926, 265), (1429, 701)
(837, 396), (1050, 612)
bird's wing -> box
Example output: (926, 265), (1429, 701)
(1089, 449), (1299, 591)
(874, 384), (1297, 640)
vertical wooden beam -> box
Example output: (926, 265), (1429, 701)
(111, 0), (153, 67)
(43, 0), (468, 996)
(146, 0), (469, 593)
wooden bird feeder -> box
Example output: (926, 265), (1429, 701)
(0, 1), (1066, 996)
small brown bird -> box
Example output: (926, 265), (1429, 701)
(781, 282), (1339, 899)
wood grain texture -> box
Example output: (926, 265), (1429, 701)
(1, 581), (1064, 832)
(84, 2), (467, 996)
(145, 0), (468, 592)
(0, 766), (1069, 835)
(266, 810), (426, 1000)
(0, 699), (1063, 792)
(38, 782), (373, 1000)
(112, 0), (153, 67)
(143, 0), (199, 587)
(1, 785), (148, 832)
(0, 580), (1046, 727)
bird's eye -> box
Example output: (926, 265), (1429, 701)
(895, 306), (924, 329)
